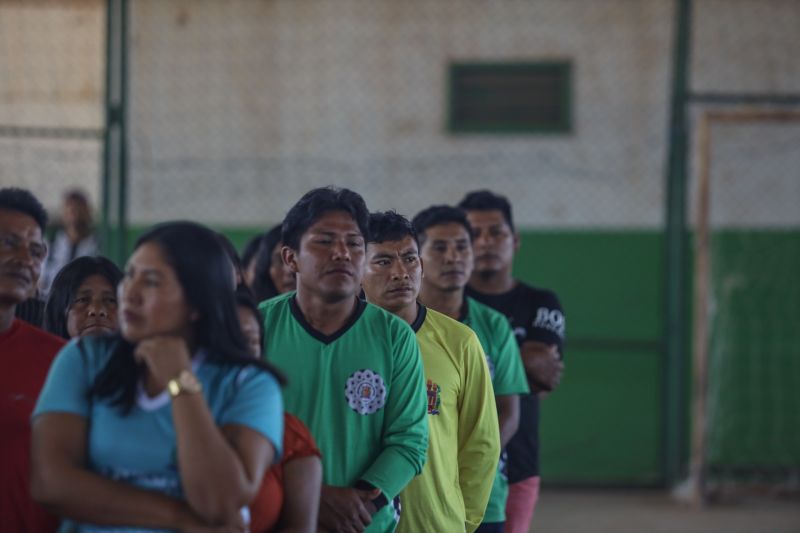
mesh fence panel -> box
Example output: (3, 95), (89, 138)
(700, 118), (800, 482)
(0, 0), (104, 212)
(689, 0), (800, 485)
(127, 0), (672, 229)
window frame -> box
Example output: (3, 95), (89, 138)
(447, 61), (573, 135)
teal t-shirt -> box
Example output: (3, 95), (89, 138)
(33, 336), (284, 532)
(259, 293), (428, 533)
(462, 297), (530, 523)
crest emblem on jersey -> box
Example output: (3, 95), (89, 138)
(426, 379), (441, 415)
(345, 369), (387, 415)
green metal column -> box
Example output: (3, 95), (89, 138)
(101, 0), (129, 265)
(663, 0), (693, 486)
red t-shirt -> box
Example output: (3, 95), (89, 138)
(250, 413), (321, 533)
(0, 318), (65, 533)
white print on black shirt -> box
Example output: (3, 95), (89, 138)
(533, 307), (565, 338)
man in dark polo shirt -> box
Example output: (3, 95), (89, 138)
(459, 190), (565, 533)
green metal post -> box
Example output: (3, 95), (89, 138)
(100, 1), (113, 255)
(117, 0), (129, 263)
(101, 0), (129, 265)
(663, 0), (693, 486)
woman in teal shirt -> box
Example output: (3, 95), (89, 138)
(32, 221), (284, 532)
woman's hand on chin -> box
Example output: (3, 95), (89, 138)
(134, 335), (193, 390)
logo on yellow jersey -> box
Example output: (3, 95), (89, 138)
(427, 379), (441, 415)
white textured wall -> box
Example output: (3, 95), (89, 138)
(687, 0), (800, 228)
(0, 0), (104, 211)
(2, 0), (798, 228)
(127, 0), (674, 227)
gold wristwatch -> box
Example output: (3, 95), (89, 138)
(167, 370), (203, 398)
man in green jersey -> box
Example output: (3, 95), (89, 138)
(413, 205), (530, 533)
(361, 211), (499, 532)
(259, 188), (428, 533)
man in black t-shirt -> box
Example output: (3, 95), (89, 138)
(459, 190), (565, 533)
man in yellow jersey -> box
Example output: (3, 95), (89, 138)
(413, 205), (530, 533)
(361, 211), (500, 533)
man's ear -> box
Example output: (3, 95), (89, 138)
(418, 256), (425, 279)
(282, 245), (299, 274)
(513, 232), (521, 253)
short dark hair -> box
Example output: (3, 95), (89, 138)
(251, 224), (283, 302)
(281, 187), (370, 250)
(43, 256), (123, 340)
(240, 234), (263, 271)
(457, 189), (515, 232)
(411, 205), (473, 246)
(0, 187), (48, 232)
(64, 188), (90, 207)
(368, 211), (418, 248)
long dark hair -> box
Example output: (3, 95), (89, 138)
(250, 224), (282, 302)
(43, 256), (123, 339)
(91, 221), (283, 414)
(235, 287), (265, 353)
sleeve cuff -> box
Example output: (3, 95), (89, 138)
(354, 480), (389, 511)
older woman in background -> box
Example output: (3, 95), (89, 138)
(43, 256), (122, 340)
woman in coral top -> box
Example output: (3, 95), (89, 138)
(237, 290), (322, 533)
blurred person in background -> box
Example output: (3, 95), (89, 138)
(217, 232), (246, 289)
(240, 234), (263, 290)
(413, 205), (529, 533)
(39, 189), (99, 295)
(361, 211), (500, 533)
(259, 187), (428, 533)
(459, 190), (566, 533)
(236, 289), (322, 533)
(43, 256), (123, 340)
(31, 221), (284, 532)
(251, 224), (296, 302)
(0, 187), (64, 532)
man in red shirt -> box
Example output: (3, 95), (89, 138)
(0, 188), (65, 532)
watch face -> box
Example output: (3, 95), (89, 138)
(178, 370), (202, 393)
(169, 370), (202, 397)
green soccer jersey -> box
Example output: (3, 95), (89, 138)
(397, 306), (499, 533)
(461, 296), (530, 524)
(259, 293), (429, 533)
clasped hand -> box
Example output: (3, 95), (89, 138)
(521, 340), (563, 392)
(318, 485), (380, 533)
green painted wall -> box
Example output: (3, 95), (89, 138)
(512, 231), (665, 485)
(705, 231), (800, 469)
(513, 229), (800, 484)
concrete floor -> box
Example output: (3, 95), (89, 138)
(532, 488), (800, 533)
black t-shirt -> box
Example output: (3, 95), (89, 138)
(466, 282), (565, 481)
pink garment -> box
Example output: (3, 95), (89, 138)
(504, 476), (540, 533)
